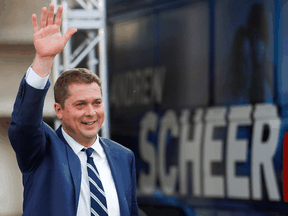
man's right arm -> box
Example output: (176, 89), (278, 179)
(8, 3), (76, 173)
(8, 71), (51, 173)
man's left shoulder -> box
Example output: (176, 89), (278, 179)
(100, 137), (134, 156)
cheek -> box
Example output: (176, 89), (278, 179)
(99, 108), (105, 118)
(64, 110), (81, 124)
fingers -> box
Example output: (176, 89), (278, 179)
(62, 28), (77, 44)
(54, 5), (63, 27)
(47, 3), (54, 26)
(32, 14), (38, 34)
(37, 4), (62, 30)
(40, 7), (47, 29)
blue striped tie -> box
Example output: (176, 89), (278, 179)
(84, 148), (108, 216)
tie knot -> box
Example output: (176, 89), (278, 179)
(85, 148), (94, 158)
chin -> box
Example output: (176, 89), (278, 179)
(83, 132), (98, 139)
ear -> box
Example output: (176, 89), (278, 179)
(54, 102), (64, 120)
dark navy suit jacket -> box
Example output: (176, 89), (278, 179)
(8, 75), (139, 216)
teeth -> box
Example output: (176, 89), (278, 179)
(83, 121), (95, 125)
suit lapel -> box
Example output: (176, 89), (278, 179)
(99, 138), (129, 216)
(56, 126), (82, 213)
(54, 129), (128, 215)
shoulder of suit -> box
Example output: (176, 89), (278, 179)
(43, 122), (61, 140)
(100, 137), (133, 155)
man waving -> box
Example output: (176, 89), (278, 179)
(8, 4), (139, 216)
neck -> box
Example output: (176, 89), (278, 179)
(61, 126), (97, 147)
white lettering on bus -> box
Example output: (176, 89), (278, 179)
(158, 110), (178, 195)
(179, 109), (203, 197)
(138, 104), (281, 201)
(203, 107), (226, 198)
(226, 105), (252, 200)
(139, 112), (157, 195)
(251, 104), (280, 201)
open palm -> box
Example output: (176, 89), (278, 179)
(32, 4), (77, 58)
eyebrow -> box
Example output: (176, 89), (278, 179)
(74, 100), (86, 104)
(73, 98), (102, 104)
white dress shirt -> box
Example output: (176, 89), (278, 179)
(25, 66), (120, 216)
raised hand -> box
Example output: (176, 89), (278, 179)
(32, 3), (77, 59)
(31, 3), (77, 77)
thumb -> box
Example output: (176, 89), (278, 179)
(62, 28), (77, 44)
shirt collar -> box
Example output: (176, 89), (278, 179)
(61, 127), (105, 158)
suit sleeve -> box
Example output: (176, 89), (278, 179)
(8, 74), (50, 173)
(130, 152), (139, 216)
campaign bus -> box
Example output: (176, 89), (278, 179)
(105, 0), (288, 215)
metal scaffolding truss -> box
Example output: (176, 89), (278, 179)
(51, 0), (110, 139)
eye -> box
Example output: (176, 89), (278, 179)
(94, 101), (101, 105)
(76, 103), (85, 106)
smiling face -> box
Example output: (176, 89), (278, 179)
(54, 82), (104, 147)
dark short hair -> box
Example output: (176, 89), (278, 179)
(54, 68), (102, 108)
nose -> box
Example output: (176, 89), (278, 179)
(85, 104), (96, 116)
